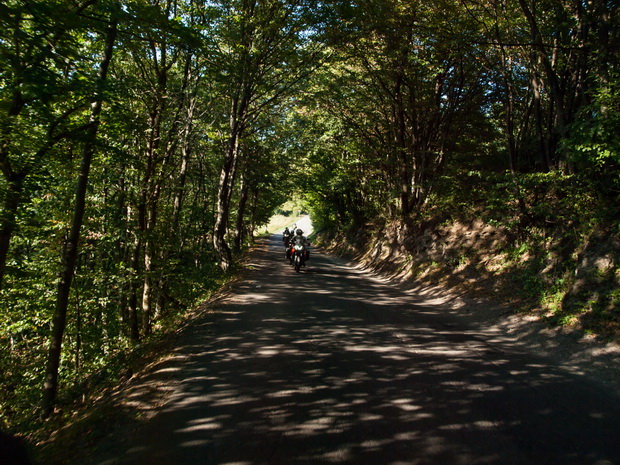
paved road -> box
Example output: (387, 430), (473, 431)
(90, 235), (620, 465)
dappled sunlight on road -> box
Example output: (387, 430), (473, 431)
(90, 235), (620, 465)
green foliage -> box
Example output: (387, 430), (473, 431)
(0, 0), (306, 436)
(1, 0), (619, 445)
(564, 77), (620, 198)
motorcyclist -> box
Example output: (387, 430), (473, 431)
(282, 227), (291, 247)
(290, 229), (310, 262)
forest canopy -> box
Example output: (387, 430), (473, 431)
(0, 0), (618, 432)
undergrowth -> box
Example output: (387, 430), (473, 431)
(0, 255), (236, 463)
(326, 170), (620, 342)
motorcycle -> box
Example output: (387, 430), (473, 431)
(292, 244), (305, 272)
(291, 244), (310, 273)
(285, 243), (292, 262)
(292, 243), (306, 272)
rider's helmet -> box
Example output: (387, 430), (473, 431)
(296, 229), (303, 235)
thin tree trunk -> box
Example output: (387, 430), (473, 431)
(594, 0), (611, 87)
(156, 65), (196, 317)
(531, 67), (551, 171)
(127, 244), (141, 343)
(41, 12), (117, 418)
(517, 0), (568, 170)
(233, 172), (249, 253)
(172, 141), (191, 231)
(139, 27), (176, 332)
(213, 110), (243, 272)
(117, 171), (131, 332)
(0, 43), (27, 291)
(0, 173), (24, 290)
(248, 187), (259, 241)
(142, 198), (158, 335)
(74, 283), (81, 373)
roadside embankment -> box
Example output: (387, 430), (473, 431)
(315, 217), (620, 389)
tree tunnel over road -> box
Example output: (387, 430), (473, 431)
(3, 0), (619, 440)
(78, 234), (620, 465)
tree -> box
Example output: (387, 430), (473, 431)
(311, 0), (486, 224)
(41, 1), (119, 417)
(0, 0), (98, 289)
(210, 0), (324, 270)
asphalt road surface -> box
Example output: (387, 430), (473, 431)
(86, 233), (620, 465)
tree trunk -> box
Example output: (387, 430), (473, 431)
(142, 197), (158, 335)
(142, 244), (153, 335)
(531, 65), (551, 171)
(594, 0), (611, 86)
(248, 187), (259, 240)
(0, 173), (24, 290)
(172, 139), (191, 233)
(41, 12), (117, 418)
(517, 0), (569, 169)
(0, 42), (27, 291)
(233, 172), (249, 253)
(127, 240), (141, 342)
(213, 110), (243, 272)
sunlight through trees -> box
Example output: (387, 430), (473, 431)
(0, 0), (617, 432)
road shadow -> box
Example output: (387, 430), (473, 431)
(82, 236), (620, 465)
